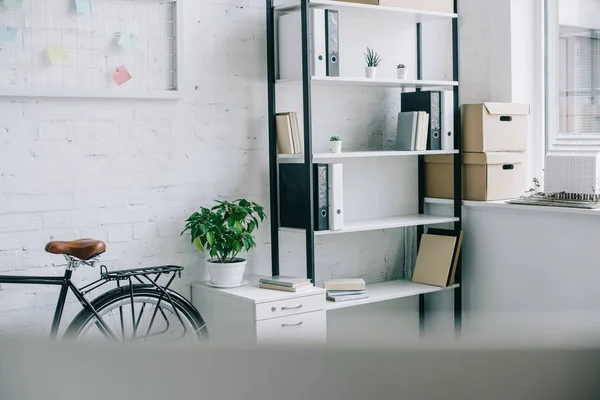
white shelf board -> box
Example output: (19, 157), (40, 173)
(275, 0), (457, 23)
(424, 197), (456, 205)
(278, 150), (459, 163)
(279, 214), (459, 236)
(326, 280), (459, 311)
(277, 76), (459, 89)
(0, 87), (182, 100)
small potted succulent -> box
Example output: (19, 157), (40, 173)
(364, 47), (382, 78)
(330, 136), (342, 153)
(182, 199), (266, 287)
(397, 64), (408, 79)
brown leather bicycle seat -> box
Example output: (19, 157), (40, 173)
(45, 239), (106, 260)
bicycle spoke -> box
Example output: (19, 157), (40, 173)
(75, 294), (202, 343)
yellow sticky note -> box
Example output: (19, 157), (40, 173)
(47, 46), (67, 65)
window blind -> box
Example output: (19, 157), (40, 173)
(567, 33), (600, 135)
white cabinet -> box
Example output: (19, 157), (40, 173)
(256, 311), (326, 344)
(191, 276), (327, 344)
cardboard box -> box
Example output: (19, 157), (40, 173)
(424, 152), (527, 201)
(462, 103), (530, 152)
(379, 0), (453, 13)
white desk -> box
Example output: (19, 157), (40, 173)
(191, 276), (326, 344)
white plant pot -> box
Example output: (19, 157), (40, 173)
(397, 68), (408, 79)
(206, 258), (247, 286)
(365, 67), (377, 78)
(330, 140), (342, 154)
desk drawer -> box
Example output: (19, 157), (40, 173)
(255, 293), (325, 321)
(256, 311), (326, 343)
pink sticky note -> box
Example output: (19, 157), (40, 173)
(113, 65), (132, 86)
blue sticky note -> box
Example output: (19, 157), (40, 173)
(118, 31), (138, 52)
(0, 24), (18, 43)
(75, 0), (92, 14)
(3, 0), (23, 9)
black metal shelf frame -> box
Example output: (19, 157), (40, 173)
(265, 0), (463, 334)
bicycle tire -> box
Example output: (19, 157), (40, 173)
(64, 284), (208, 341)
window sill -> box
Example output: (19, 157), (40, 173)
(424, 197), (600, 218)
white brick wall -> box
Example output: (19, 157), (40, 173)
(0, 0), (464, 336)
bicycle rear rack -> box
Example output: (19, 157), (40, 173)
(79, 265), (192, 340)
(100, 265), (183, 281)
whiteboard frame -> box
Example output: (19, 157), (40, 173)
(0, 0), (184, 101)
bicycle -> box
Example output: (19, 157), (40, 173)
(0, 239), (208, 342)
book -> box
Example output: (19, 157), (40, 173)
(275, 113), (295, 154)
(290, 112), (303, 154)
(326, 293), (369, 302)
(412, 234), (456, 287)
(427, 228), (464, 286)
(421, 112), (430, 150)
(324, 278), (366, 291)
(414, 112), (428, 151)
(327, 290), (368, 297)
(259, 276), (311, 288)
(259, 283), (314, 292)
(395, 112), (419, 151)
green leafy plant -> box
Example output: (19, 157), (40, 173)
(182, 199), (266, 264)
(365, 47), (382, 67)
(330, 136), (341, 141)
(397, 64), (406, 69)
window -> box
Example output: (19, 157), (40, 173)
(546, 0), (600, 150)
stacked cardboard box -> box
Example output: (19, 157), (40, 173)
(425, 103), (530, 201)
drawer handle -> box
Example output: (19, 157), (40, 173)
(281, 304), (303, 311)
(282, 322), (303, 328)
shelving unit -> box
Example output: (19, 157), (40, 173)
(266, 0), (463, 333)
(275, 0), (457, 21)
(326, 280), (460, 311)
(280, 214), (459, 236)
(277, 76), (458, 89)
(278, 150), (458, 163)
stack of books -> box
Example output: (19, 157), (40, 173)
(395, 111), (430, 151)
(259, 276), (313, 292)
(276, 111), (303, 155)
(324, 278), (368, 302)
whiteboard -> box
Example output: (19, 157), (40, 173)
(0, 0), (182, 99)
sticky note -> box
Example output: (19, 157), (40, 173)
(118, 32), (137, 52)
(3, 0), (23, 9)
(113, 65), (132, 86)
(47, 46), (68, 65)
(75, 0), (91, 14)
(0, 24), (18, 43)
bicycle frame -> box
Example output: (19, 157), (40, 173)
(0, 266), (118, 340)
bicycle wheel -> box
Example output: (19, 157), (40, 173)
(64, 284), (208, 342)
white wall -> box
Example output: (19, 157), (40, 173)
(559, 0), (600, 30)
(0, 0), (274, 334)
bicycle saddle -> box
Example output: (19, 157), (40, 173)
(45, 239), (106, 260)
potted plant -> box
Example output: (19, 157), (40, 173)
(397, 64), (407, 79)
(330, 136), (342, 153)
(364, 47), (382, 78)
(182, 199), (266, 287)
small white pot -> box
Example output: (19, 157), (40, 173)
(397, 68), (408, 79)
(330, 140), (342, 153)
(207, 258), (247, 286)
(365, 67), (377, 78)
